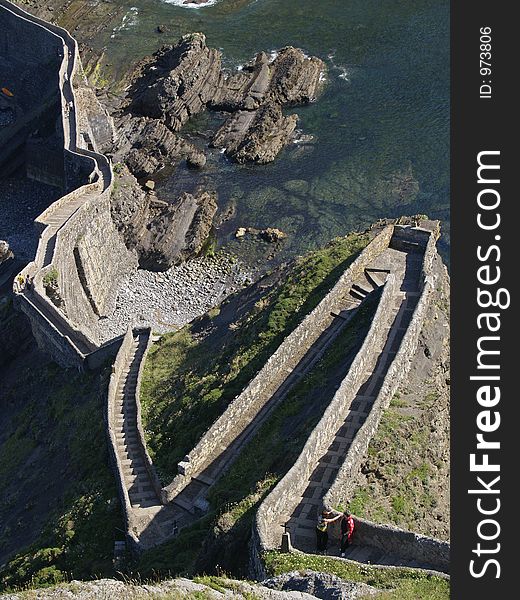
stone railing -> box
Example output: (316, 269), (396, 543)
(254, 271), (399, 551)
(351, 517), (450, 574)
(161, 225), (394, 503)
(252, 226), (451, 575)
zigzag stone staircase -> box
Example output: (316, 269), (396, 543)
(162, 265), (389, 516)
(285, 249), (427, 566)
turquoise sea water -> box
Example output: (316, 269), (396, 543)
(102, 0), (449, 260)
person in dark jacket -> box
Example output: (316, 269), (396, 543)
(316, 510), (342, 554)
(340, 512), (355, 557)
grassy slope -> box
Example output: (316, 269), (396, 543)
(264, 552), (449, 600)
(0, 326), (123, 591)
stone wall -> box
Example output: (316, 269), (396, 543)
(254, 272), (399, 550)
(4, 0), (137, 365)
(252, 227), (450, 575)
(352, 517), (450, 573)
(48, 187), (136, 342)
(161, 225), (394, 503)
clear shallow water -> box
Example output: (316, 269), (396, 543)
(102, 0), (449, 261)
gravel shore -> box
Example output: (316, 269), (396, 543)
(98, 252), (254, 342)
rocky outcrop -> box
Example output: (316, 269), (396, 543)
(212, 102), (298, 164)
(120, 39), (326, 169)
(127, 33), (224, 130)
(263, 571), (380, 600)
(113, 115), (206, 179)
(107, 37), (325, 269)
(212, 48), (325, 112)
(211, 48), (325, 163)
(111, 165), (217, 271)
(0, 577), (318, 600)
(139, 190), (217, 271)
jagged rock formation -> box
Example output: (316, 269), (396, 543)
(210, 47), (325, 163)
(212, 48), (325, 111)
(139, 190), (217, 271)
(113, 115), (206, 179)
(263, 571), (380, 600)
(118, 37), (325, 170)
(212, 102), (298, 164)
(107, 36), (325, 269)
(111, 165), (217, 270)
(128, 33), (224, 130)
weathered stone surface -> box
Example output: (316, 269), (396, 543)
(112, 115), (206, 179)
(110, 166), (216, 271)
(127, 34), (224, 130)
(263, 571), (380, 600)
(212, 47), (325, 112)
(139, 190), (217, 271)
(212, 103), (298, 164)
(0, 576), (318, 600)
(210, 47), (325, 163)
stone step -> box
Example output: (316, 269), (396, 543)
(351, 283), (371, 297)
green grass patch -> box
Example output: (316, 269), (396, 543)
(264, 551), (449, 600)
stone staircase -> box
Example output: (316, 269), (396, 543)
(114, 333), (161, 509)
(109, 329), (194, 549)
(282, 247), (432, 569)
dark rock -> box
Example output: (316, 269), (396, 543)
(212, 103), (298, 164)
(112, 115), (203, 179)
(139, 190), (217, 271)
(156, 24), (169, 34)
(186, 151), (207, 169)
(127, 34), (225, 131)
